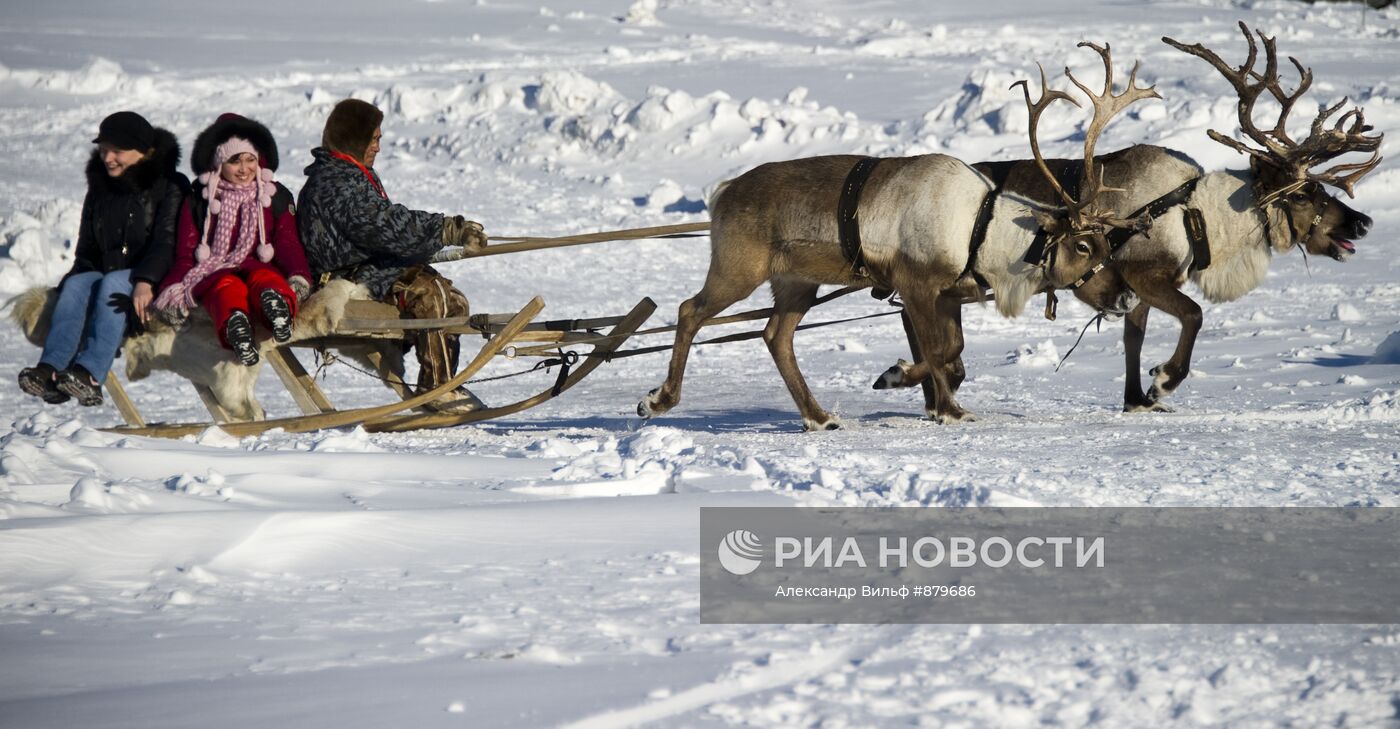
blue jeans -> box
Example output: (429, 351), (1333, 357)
(39, 269), (133, 382)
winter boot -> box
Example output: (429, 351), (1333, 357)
(259, 289), (293, 343)
(225, 310), (260, 366)
(55, 364), (102, 407)
(18, 363), (71, 404)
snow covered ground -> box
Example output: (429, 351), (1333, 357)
(2, 0), (1399, 726)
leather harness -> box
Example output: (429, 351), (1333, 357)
(1063, 176), (1208, 290)
(837, 157), (886, 280)
(962, 160), (1018, 289)
(835, 157), (1213, 298)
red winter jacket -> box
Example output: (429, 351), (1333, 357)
(161, 183), (312, 301)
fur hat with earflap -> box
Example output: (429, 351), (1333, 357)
(152, 115), (282, 313)
(191, 114), (279, 263)
(321, 99), (383, 162)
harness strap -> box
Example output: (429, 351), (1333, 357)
(1104, 177), (1200, 252)
(1183, 208), (1211, 272)
(1065, 177), (1204, 290)
(1022, 160), (1085, 266)
(1023, 228), (1052, 267)
(1279, 199), (1323, 246)
(963, 160), (1017, 288)
(837, 157), (885, 278)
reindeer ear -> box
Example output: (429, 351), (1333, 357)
(1033, 209), (1065, 233)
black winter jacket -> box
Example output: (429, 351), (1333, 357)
(68, 128), (189, 286)
(296, 148), (445, 299)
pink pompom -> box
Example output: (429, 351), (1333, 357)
(256, 242), (274, 263)
(209, 198), (222, 215)
(198, 172), (213, 185)
(195, 243), (211, 263)
(259, 168), (274, 182)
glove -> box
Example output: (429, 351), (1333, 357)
(106, 292), (145, 336)
(289, 275), (313, 303)
(442, 215), (487, 252)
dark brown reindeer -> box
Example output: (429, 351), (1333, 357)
(1100, 23), (1382, 411)
(637, 45), (1160, 430)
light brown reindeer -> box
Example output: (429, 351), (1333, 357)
(1096, 23), (1382, 411)
(638, 44), (1159, 430)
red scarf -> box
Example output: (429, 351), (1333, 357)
(331, 150), (387, 199)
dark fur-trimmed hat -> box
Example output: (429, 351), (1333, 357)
(321, 99), (383, 162)
(191, 113), (280, 175)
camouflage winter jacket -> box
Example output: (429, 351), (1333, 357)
(296, 147), (445, 298)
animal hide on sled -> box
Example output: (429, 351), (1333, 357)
(7, 279), (407, 422)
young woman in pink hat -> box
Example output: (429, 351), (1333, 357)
(154, 114), (311, 366)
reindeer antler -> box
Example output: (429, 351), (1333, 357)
(1163, 21), (1384, 197)
(1064, 42), (1162, 222)
(1014, 43), (1159, 234)
(1012, 64), (1082, 214)
(1295, 103), (1384, 196)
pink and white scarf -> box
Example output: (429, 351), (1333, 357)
(155, 137), (276, 312)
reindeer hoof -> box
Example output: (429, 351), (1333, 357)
(1146, 365), (1186, 404)
(872, 359), (914, 390)
(930, 409), (977, 425)
(637, 388), (670, 418)
(802, 415), (842, 432)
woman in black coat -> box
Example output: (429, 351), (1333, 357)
(17, 111), (188, 406)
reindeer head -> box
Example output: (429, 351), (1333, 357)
(1164, 22), (1381, 261)
(1014, 43), (1159, 288)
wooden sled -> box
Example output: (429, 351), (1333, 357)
(103, 295), (656, 439)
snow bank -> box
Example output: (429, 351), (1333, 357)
(1372, 331), (1400, 364)
(0, 57), (150, 96)
(0, 200), (81, 295)
(623, 0), (661, 26)
(924, 69), (1035, 137)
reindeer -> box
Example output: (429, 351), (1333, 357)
(1100, 23), (1381, 411)
(637, 44), (1162, 430)
(873, 26), (1382, 413)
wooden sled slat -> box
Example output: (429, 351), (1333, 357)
(103, 297), (545, 439)
(265, 348), (335, 415)
(339, 316), (476, 332)
(104, 372), (145, 427)
(364, 297), (656, 433)
(471, 311), (632, 333)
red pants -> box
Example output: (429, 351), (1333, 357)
(202, 269), (298, 349)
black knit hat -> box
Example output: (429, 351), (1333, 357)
(92, 111), (155, 151)
(322, 99), (383, 162)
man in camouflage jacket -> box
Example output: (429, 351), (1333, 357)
(298, 99), (487, 408)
